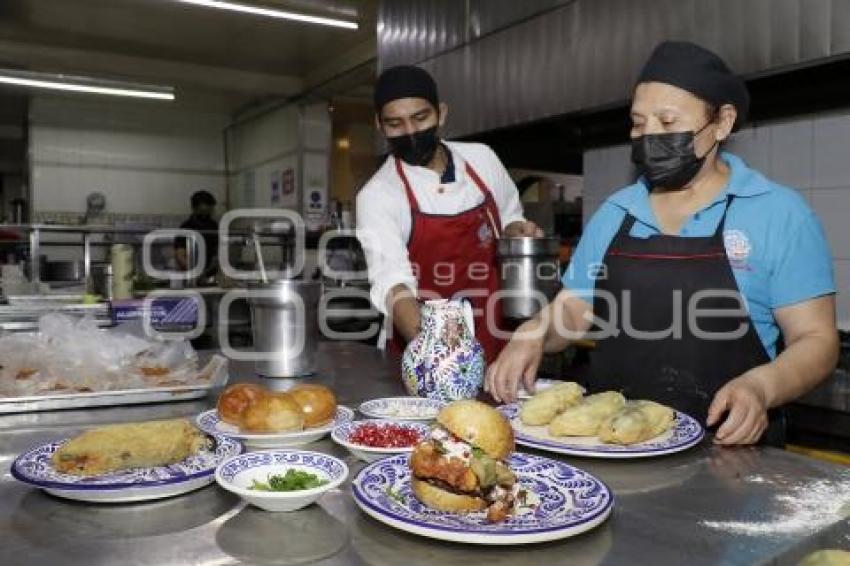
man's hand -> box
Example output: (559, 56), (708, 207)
(387, 284), (421, 343)
(484, 318), (546, 403)
(706, 368), (771, 445)
(504, 220), (544, 238)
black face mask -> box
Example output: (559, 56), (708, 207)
(631, 121), (718, 190)
(387, 125), (440, 166)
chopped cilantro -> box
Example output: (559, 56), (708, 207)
(249, 469), (328, 492)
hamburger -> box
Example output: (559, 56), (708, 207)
(409, 399), (527, 523)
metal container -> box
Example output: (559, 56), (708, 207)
(248, 280), (321, 377)
(497, 237), (561, 320)
(11, 197), (26, 224)
(321, 277), (380, 343)
(43, 260), (83, 282)
(90, 263), (113, 299)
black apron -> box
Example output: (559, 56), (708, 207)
(591, 196), (785, 446)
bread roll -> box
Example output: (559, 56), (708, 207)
(437, 399), (514, 460)
(240, 392), (304, 433)
(217, 383), (267, 426)
(288, 384), (337, 428)
(411, 477), (487, 513)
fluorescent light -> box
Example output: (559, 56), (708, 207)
(176, 0), (358, 29)
(0, 69), (175, 100)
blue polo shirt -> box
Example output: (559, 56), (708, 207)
(563, 152), (835, 358)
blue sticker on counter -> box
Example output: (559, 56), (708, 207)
(112, 297), (199, 331)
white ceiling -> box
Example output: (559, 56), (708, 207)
(0, 0), (377, 113)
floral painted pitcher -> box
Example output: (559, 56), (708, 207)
(401, 298), (485, 401)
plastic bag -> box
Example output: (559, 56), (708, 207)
(0, 313), (217, 396)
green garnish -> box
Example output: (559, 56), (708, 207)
(385, 486), (405, 504)
(471, 446), (486, 459)
(249, 469), (329, 492)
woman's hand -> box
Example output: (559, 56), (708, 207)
(706, 368), (772, 445)
(484, 319), (546, 403)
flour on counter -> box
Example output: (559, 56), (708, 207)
(700, 476), (850, 536)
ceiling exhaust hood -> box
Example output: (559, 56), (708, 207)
(378, 0), (850, 138)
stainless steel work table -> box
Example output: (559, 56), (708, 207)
(1, 342), (848, 565)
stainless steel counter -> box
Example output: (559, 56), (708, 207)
(1, 341), (849, 566)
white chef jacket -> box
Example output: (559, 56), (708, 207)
(356, 140), (525, 316)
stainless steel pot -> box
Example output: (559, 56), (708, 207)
(497, 237), (562, 320)
(248, 280), (321, 377)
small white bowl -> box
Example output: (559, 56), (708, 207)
(331, 419), (429, 462)
(358, 397), (446, 421)
(215, 450), (348, 512)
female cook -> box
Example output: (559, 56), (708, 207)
(486, 41), (838, 446)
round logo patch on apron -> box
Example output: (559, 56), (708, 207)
(723, 229), (752, 262)
(477, 221), (494, 246)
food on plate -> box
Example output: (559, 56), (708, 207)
(349, 422), (422, 448)
(217, 383), (268, 426)
(597, 400), (675, 444)
(519, 381), (585, 425)
(359, 397), (443, 420)
(288, 384), (337, 427)
(798, 550), (850, 566)
(51, 419), (207, 475)
(240, 392), (305, 433)
(0, 314), (227, 398)
(249, 469), (328, 491)
(547, 391), (626, 437)
(138, 366), (170, 377)
(214, 382), (339, 432)
(410, 399), (527, 523)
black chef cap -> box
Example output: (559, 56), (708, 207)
(637, 41), (750, 130)
(374, 65), (439, 113)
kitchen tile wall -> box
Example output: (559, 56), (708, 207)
(29, 95), (229, 218)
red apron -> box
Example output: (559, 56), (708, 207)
(389, 156), (506, 362)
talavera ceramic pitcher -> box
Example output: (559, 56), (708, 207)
(401, 299), (485, 401)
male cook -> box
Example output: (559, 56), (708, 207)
(356, 65), (542, 361)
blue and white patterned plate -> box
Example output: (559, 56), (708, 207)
(196, 406), (354, 449)
(11, 433), (242, 503)
(352, 452), (613, 545)
(358, 397), (446, 421)
(500, 404), (704, 459)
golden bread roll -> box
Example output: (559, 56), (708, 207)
(52, 419), (207, 475)
(598, 400), (675, 444)
(520, 382), (584, 425)
(411, 477), (487, 513)
(217, 383), (267, 426)
(437, 399), (514, 460)
(548, 391), (626, 437)
(288, 384), (337, 428)
(240, 392), (305, 433)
